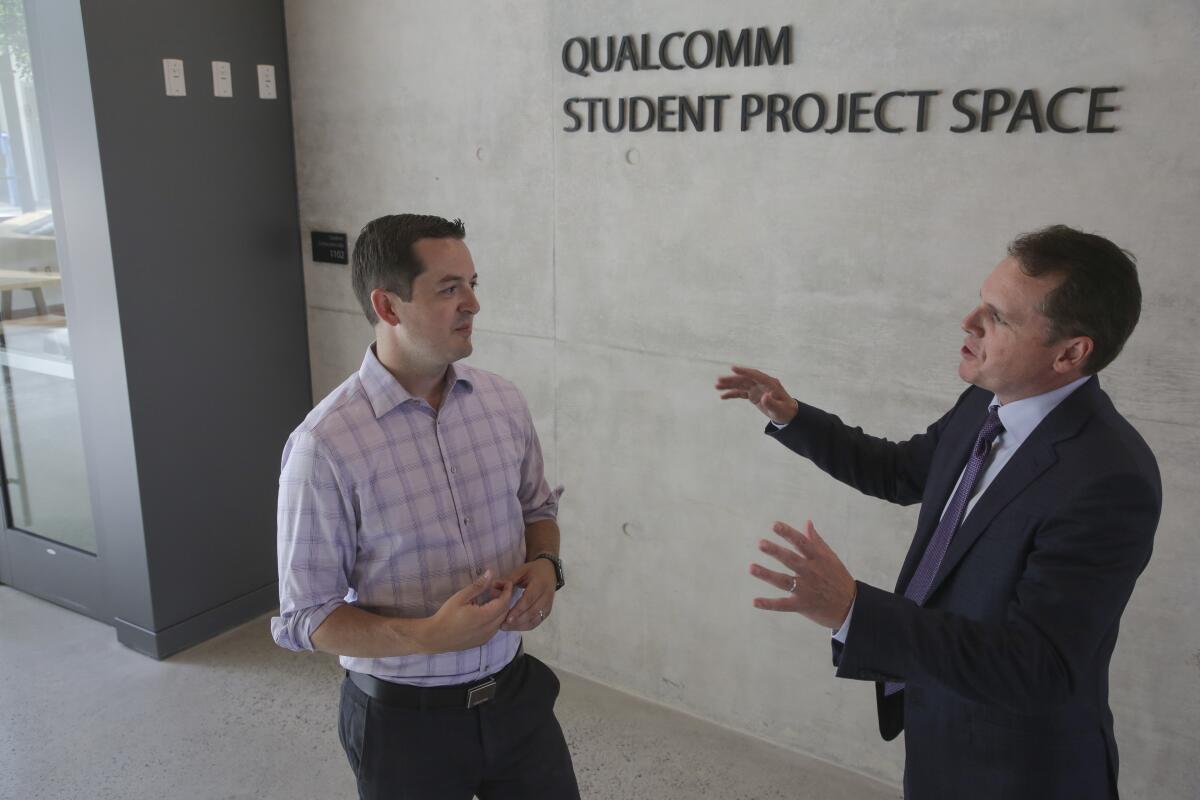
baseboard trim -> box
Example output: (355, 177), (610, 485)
(114, 581), (278, 659)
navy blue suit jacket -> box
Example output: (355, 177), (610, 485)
(767, 378), (1159, 799)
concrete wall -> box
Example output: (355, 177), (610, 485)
(283, 1), (1200, 795)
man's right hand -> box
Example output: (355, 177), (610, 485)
(715, 365), (800, 426)
(416, 570), (513, 654)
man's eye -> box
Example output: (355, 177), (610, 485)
(441, 286), (456, 295)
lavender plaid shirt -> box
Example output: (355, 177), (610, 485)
(270, 346), (560, 686)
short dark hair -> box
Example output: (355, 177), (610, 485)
(1008, 225), (1141, 375)
(351, 214), (467, 324)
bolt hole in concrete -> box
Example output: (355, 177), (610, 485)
(625, 147), (640, 165)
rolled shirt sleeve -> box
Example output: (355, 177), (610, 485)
(270, 430), (356, 652)
(515, 396), (562, 525)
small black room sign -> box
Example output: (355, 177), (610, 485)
(312, 231), (348, 264)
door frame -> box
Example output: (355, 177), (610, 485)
(0, 0), (150, 627)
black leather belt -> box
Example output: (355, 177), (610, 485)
(347, 646), (524, 710)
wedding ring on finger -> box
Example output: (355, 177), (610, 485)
(789, 576), (798, 594)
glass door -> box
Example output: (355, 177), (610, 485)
(0, 0), (102, 618)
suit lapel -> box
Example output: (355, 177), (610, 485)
(919, 378), (1101, 601)
(895, 389), (991, 592)
(925, 439), (1056, 597)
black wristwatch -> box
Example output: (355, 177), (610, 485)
(534, 552), (565, 591)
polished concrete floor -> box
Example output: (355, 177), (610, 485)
(0, 586), (900, 799)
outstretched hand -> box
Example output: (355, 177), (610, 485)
(750, 520), (856, 630)
(715, 366), (800, 426)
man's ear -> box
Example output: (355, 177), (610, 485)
(370, 288), (402, 327)
(1053, 335), (1093, 375)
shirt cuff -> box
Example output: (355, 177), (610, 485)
(522, 484), (564, 526)
(831, 596), (855, 644)
(768, 407), (798, 430)
(271, 597), (344, 652)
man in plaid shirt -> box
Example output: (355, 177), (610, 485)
(272, 214), (579, 799)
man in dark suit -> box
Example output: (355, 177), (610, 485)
(716, 225), (1160, 799)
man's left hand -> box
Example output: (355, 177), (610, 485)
(501, 557), (557, 631)
(750, 520), (856, 629)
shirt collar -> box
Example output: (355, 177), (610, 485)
(990, 375), (1091, 447)
(358, 345), (475, 419)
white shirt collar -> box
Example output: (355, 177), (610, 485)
(990, 375), (1092, 447)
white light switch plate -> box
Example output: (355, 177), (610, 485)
(212, 61), (233, 98)
(257, 64), (277, 99)
(162, 58), (186, 96)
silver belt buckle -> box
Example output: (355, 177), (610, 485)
(466, 677), (497, 709)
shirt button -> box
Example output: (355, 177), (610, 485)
(450, 467), (457, 474)
(463, 516), (471, 525)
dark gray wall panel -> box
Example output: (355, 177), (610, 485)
(81, 0), (309, 632)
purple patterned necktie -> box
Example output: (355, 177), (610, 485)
(884, 405), (1003, 697)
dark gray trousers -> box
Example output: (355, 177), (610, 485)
(338, 654), (580, 800)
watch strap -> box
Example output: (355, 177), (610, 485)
(534, 552), (565, 590)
